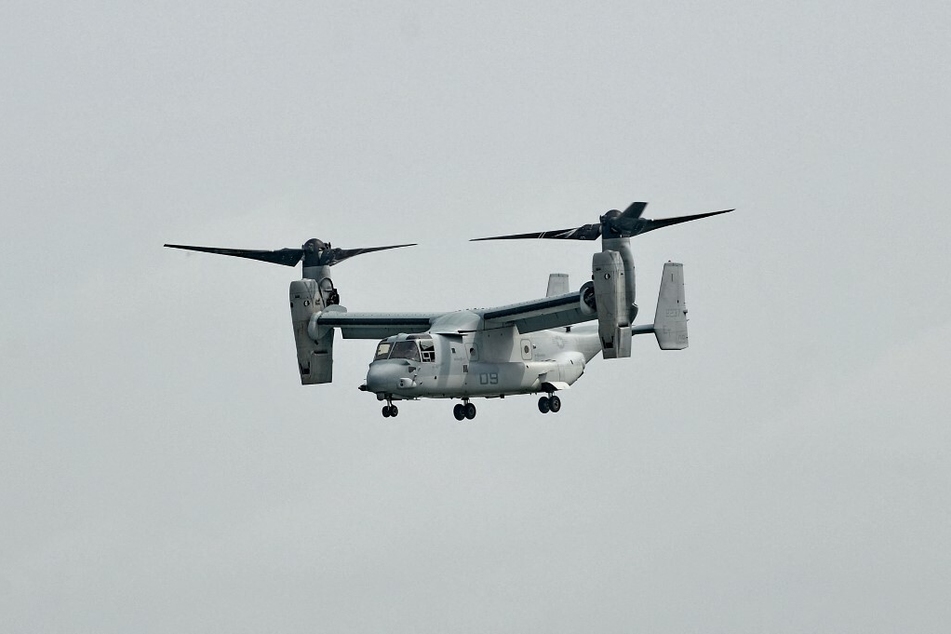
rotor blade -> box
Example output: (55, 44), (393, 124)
(471, 224), (602, 241)
(636, 208), (734, 235)
(329, 243), (417, 265)
(164, 244), (304, 267)
(621, 201), (648, 219)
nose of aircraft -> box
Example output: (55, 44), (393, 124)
(365, 361), (411, 394)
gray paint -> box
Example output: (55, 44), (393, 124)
(303, 237), (685, 415)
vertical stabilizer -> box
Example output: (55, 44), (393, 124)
(654, 262), (688, 350)
(546, 273), (569, 297)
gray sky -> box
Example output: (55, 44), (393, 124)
(3, 1), (950, 632)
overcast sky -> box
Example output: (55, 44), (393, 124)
(3, 1), (950, 632)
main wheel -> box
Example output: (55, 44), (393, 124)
(538, 396), (550, 414)
(382, 405), (392, 418)
(453, 403), (466, 421)
(549, 395), (561, 413)
(464, 402), (477, 420)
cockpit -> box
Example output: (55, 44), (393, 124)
(373, 334), (437, 363)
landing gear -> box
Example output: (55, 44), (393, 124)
(538, 394), (561, 414)
(453, 400), (477, 421)
(382, 402), (399, 418)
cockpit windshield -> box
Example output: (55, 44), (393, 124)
(374, 341), (392, 361)
(373, 335), (436, 363)
(390, 341), (420, 361)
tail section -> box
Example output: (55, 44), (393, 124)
(653, 262), (688, 350)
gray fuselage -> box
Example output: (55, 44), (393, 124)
(364, 311), (601, 401)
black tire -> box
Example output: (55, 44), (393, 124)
(390, 405), (399, 417)
(382, 406), (391, 418)
(549, 395), (561, 413)
(464, 402), (477, 420)
(453, 403), (466, 421)
(538, 396), (550, 414)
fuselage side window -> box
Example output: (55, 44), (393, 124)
(419, 339), (435, 363)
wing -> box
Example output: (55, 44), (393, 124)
(313, 310), (443, 339)
(314, 291), (593, 339)
(479, 290), (594, 334)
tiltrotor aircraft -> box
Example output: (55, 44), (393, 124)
(165, 202), (731, 420)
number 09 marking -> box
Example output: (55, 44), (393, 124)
(479, 372), (499, 385)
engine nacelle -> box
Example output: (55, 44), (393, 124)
(592, 251), (632, 358)
(289, 279), (334, 384)
(578, 281), (597, 316)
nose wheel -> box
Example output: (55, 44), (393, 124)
(538, 394), (561, 414)
(453, 401), (477, 421)
(382, 401), (399, 418)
